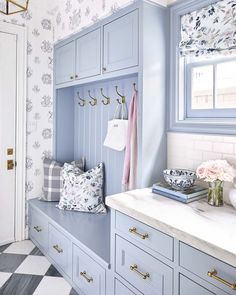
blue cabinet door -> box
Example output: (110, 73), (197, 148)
(55, 41), (75, 84)
(180, 275), (218, 295)
(103, 10), (139, 73)
(76, 28), (101, 79)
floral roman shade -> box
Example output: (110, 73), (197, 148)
(179, 0), (236, 57)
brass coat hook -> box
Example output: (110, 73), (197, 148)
(88, 90), (97, 106)
(133, 83), (137, 92)
(100, 88), (110, 105)
(77, 92), (86, 107)
(115, 86), (125, 104)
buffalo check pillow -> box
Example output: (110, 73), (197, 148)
(40, 158), (85, 202)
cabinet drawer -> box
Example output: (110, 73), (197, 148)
(115, 235), (173, 295)
(180, 242), (236, 295)
(48, 224), (72, 278)
(180, 275), (215, 295)
(73, 244), (105, 295)
(115, 211), (173, 260)
(115, 279), (136, 295)
(29, 207), (48, 251)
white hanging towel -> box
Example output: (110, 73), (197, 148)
(104, 103), (128, 151)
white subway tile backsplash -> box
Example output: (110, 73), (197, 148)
(202, 152), (222, 161)
(167, 132), (236, 206)
(223, 136), (236, 143)
(213, 142), (234, 154)
(194, 141), (212, 152)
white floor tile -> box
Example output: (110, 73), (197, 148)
(0, 272), (12, 288)
(15, 255), (50, 276)
(4, 240), (35, 255)
(33, 276), (72, 295)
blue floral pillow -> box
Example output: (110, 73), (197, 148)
(57, 162), (106, 214)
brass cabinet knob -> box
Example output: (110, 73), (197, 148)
(129, 227), (149, 240)
(75, 74), (78, 78)
(80, 271), (93, 283)
(207, 269), (236, 290)
(53, 244), (63, 254)
(130, 264), (150, 280)
(102, 67), (107, 72)
(33, 226), (42, 233)
(70, 76), (74, 80)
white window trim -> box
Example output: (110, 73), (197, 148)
(0, 21), (27, 241)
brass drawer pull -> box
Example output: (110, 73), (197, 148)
(80, 271), (93, 283)
(33, 226), (42, 233)
(207, 269), (236, 290)
(129, 227), (149, 240)
(53, 244), (63, 254)
(130, 264), (150, 280)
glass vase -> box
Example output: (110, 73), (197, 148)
(207, 180), (224, 207)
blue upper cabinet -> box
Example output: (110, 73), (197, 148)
(75, 28), (101, 80)
(55, 41), (75, 85)
(103, 10), (139, 74)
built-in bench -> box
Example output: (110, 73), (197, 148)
(28, 198), (111, 295)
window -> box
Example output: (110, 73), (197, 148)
(169, 0), (236, 134)
(186, 57), (236, 118)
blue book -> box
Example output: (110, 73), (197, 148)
(152, 182), (208, 199)
(152, 188), (206, 203)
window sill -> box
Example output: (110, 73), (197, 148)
(169, 117), (236, 135)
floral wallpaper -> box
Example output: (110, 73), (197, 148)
(0, 0), (56, 206)
(50, 0), (135, 41)
(1, 0), (137, 234)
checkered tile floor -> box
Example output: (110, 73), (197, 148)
(0, 240), (78, 295)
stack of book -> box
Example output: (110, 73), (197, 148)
(152, 182), (208, 203)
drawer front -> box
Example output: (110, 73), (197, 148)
(116, 211), (173, 260)
(180, 242), (236, 295)
(180, 275), (214, 295)
(115, 280), (135, 295)
(48, 224), (72, 278)
(29, 207), (48, 251)
(73, 244), (105, 295)
(115, 235), (173, 295)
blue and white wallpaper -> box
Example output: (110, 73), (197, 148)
(0, 0), (134, 230)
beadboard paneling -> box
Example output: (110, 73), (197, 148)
(74, 75), (138, 196)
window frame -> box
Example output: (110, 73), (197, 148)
(169, 0), (236, 135)
(186, 57), (236, 119)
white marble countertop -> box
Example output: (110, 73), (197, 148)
(106, 188), (236, 267)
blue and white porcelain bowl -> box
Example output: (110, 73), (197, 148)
(163, 169), (197, 191)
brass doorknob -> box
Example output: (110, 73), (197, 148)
(7, 160), (14, 170)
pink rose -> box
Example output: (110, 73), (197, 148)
(196, 166), (207, 179)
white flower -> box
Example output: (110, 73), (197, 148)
(196, 160), (235, 183)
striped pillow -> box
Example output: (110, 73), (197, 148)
(40, 158), (85, 202)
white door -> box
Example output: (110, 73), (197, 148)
(0, 31), (17, 245)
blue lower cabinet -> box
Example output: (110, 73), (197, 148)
(180, 242), (236, 295)
(180, 275), (215, 295)
(115, 279), (136, 295)
(73, 244), (106, 295)
(48, 224), (72, 278)
(29, 207), (48, 252)
(115, 235), (173, 295)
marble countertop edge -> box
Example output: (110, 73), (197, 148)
(106, 188), (236, 268)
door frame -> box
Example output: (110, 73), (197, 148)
(0, 21), (27, 242)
